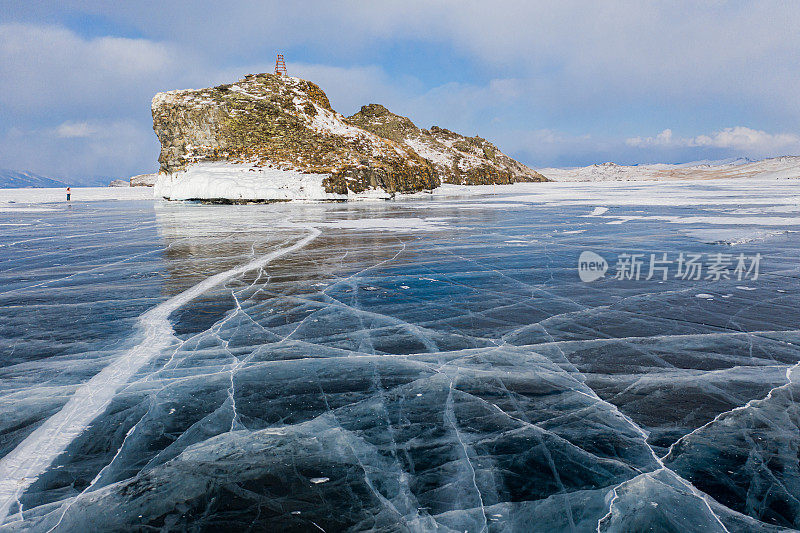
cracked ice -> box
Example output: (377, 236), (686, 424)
(0, 178), (799, 532)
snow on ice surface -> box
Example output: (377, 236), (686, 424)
(0, 179), (799, 531)
(321, 217), (450, 232)
(153, 162), (390, 201)
(0, 187), (152, 205)
(681, 228), (793, 245)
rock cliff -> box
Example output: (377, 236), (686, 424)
(129, 173), (157, 187)
(348, 104), (547, 185)
(152, 73), (545, 200)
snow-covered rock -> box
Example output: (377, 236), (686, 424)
(151, 73), (548, 201)
(151, 73), (439, 200)
(153, 162), (389, 202)
(129, 173), (158, 187)
(348, 104), (547, 185)
(108, 179), (129, 187)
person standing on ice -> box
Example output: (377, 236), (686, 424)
(66, 187), (71, 201)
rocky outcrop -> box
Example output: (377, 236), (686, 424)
(348, 104), (548, 185)
(129, 173), (158, 187)
(151, 73), (545, 200)
(152, 74), (438, 197)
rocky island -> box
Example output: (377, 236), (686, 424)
(152, 73), (547, 201)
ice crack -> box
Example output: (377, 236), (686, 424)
(0, 225), (321, 524)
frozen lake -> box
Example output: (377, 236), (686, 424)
(0, 179), (799, 531)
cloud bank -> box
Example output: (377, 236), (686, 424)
(627, 128), (800, 160)
(1, 2), (799, 180)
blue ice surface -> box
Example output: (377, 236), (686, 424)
(0, 185), (799, 532)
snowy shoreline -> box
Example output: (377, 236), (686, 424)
(0, 187), (153, 205)
(1, 153), (799, 207)
(1, 176), (797, 208)
(153, 162), (390, 202)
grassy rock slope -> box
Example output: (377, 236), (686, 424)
(152, 74), (438, 196)
(348, 104), (548, 185)
(152, 74), (545, 199)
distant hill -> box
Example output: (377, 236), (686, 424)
(0, 169), (68, 189)
(0, 170), (118, 188)
(537, 155), (800, 182)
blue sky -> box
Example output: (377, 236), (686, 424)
(2, 1), (800, 182)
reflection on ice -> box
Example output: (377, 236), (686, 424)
(0, 179), (799, 531)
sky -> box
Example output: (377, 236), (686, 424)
(1, 1), (800, 182)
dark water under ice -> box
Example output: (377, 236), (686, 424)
(1, 181), (799, 532)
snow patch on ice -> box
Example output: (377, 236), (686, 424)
(0, 206), (54, 212)
(323, 217), (448, 232)
(600, 215), (800, 226)
(0, 188), (153, 205)
(682, 228), (791, 245)
(154, 162), (389, 201)
(413, 179), (800, 211)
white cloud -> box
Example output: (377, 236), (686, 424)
(0, 23), (188, 115)
(285, 63), (528, 136)
(627, 127), (800, 156)
(54, 121), (95, 138)
(357, 2), (800, 114)
(290, 63), (416, 115)
(0, 119), (158, 181)
(3, 5), (800, 175)
(94, 1), (800, 117)
(694, 128), (800, 152)
(11, 2), (799, 119)
(0, 24), (223, 178)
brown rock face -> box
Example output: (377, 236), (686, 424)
(129, 173), (158, 187)
(152, 74), (438, 195)
(151, 74), (546, 198)
(348, 104), (548, 185)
